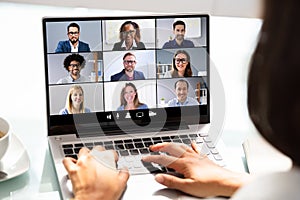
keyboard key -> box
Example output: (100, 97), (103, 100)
(179, 135), (188, 139)
(65, 154), (78, 160)
(139, 148), (149, 154)
(114, 140), (123, 144)
(63, 148), (73, 155)
(182, 138), (191, 144)
(74, 143), (84, 147)
(130, 149), (139, 155)
(144, 141), (153, 147)
(74, 147), (81, 154)
(213, 154), (223, 161)
(62, 144), (73, 148)
(94, 141), (103, 146)
(104, 141), (113, 145)
(133, 138), (142, 143)
(124, 139), (133, 143)
(134, 142), (144, 148)
(104, 145), (114, 150)
(115, 144), (125, 150)
(119, 150), (129, 156)
(125, 143), (134, 149)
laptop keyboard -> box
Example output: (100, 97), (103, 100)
(62, 133), (225, 175)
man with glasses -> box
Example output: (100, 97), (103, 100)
(55, 22), (91, 53)
(110, 52), (145, 81)
(167, 79), (199, 107)
(57, 54), (90, 84)
(162, 20), (195, 49)
(112, 21), (146, 51)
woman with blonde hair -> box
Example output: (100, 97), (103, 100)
(59, 85), (91, 114)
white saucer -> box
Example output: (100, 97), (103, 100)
(0, 133), (30, 182)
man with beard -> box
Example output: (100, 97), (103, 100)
(162, 20), (195, 49)
(55, 23), (90, 53)
(110, 52), (145, 81)
(57, 54), (90, 84)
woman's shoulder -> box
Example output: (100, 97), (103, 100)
(112, 41), (122, 50)
(85, 108), (91, 113)
(59, 108), (68, 115)
(138, 104), (148, 109)
(137, 42), (146, 49)
(117, 105), (125, 111)
(231, 168), (300, 200)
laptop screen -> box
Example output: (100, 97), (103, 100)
(43, 14), (210, 136)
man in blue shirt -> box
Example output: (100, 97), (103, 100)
(162, 20), (195, 49)
(167, 79), (199, 107)
(55, 23), (90, 53)
(110, 52), (145, 81)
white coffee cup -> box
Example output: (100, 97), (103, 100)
(0, 117), (10, 160)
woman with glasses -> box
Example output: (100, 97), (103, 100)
(163, 50), (193, 78)
(112, 21), (146, 51)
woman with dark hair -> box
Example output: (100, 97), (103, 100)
(112, 21), (146, 51)
(63, 1), (300, 199)
(163, 50), (193, 78)
(117, 82), (148, 111)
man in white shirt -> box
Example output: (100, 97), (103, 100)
(167, 79), (199, 107)
(57, 54), (89, 84)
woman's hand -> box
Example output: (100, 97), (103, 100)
(63, 146), (130, 200)
(142, 142), (251, 198)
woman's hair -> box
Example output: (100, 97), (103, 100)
(120, 82), (143, 108)
(65, 85), (86, 114)
(171, 50), (192, 77)
(247, 0), (300, 165)
(63, 53), (86, 71)
(118, 21), (141, 43)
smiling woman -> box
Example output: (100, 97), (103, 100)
(117, 82), (148, 111)
(59, 85), (91, 114)
(163, 50), (192, 78)
(112, 20), (146, 51)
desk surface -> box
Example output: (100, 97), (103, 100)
(0, 3), (262, 199)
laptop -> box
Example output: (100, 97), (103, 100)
(43, 14), (225, 199)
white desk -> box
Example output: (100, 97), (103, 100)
(0, 3), (262, 199)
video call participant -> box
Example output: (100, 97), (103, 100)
(117, 82), (148, 111)
(57, 54), (89, 84)
(164, 50), (193, 78)
(162, 20), (195, 49)
(167, 79), (199, 107)
(55, 22), (91, 53)
(112, 21), (146, 51)
(110, 52), (145, 81)
(59, 85), (91, 115)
